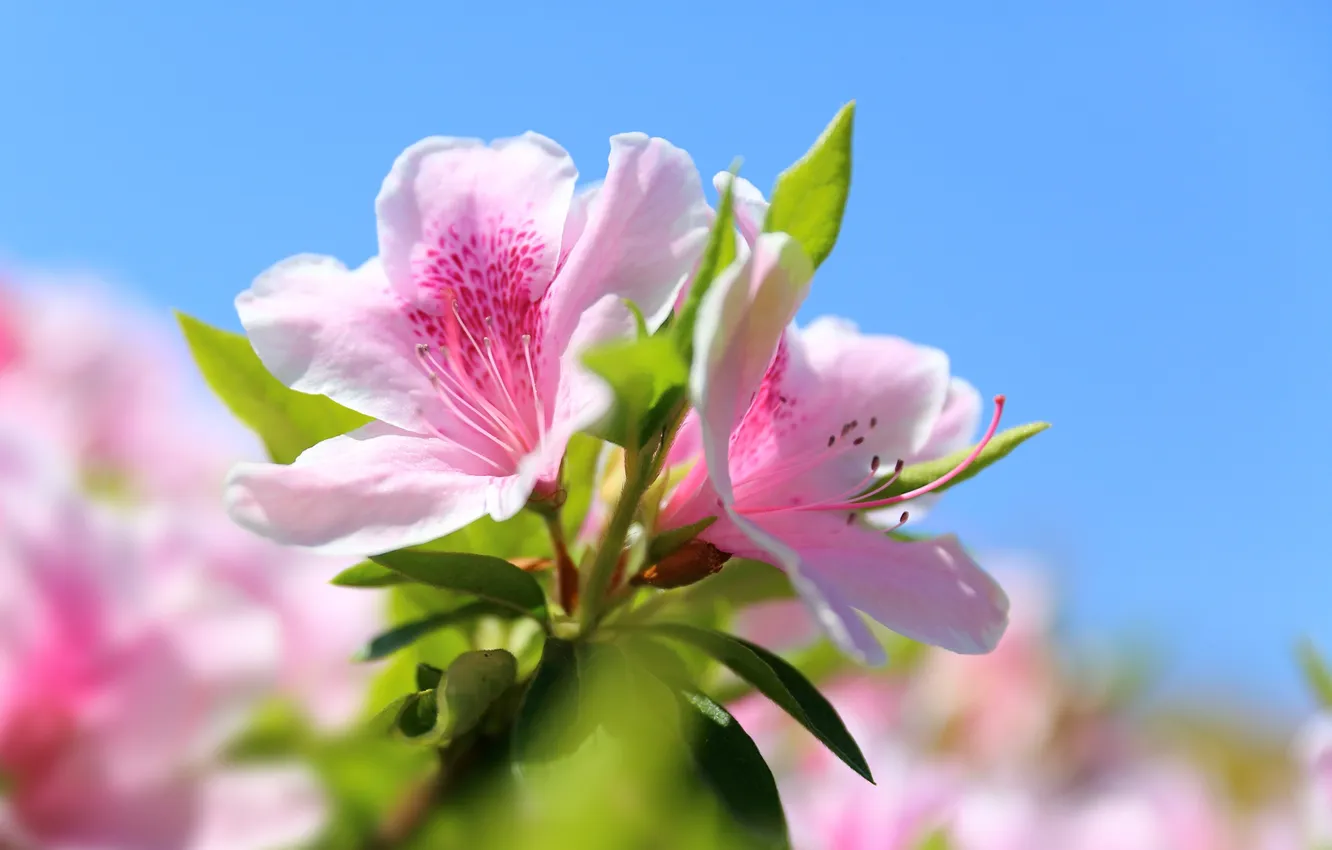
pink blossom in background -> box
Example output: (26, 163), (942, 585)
(225, 132), (711, 555)
(659, 230), (1007, 664)
(0, 276), (249, 503)
(905, 562), (1061, 770)
(0, 443), (325, 850)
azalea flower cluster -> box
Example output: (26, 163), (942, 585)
(0, 280), (380, 849)
(733, 564), (1332, 850)
(7, 103), (1326, 848)
(221, 116), (1012, 665)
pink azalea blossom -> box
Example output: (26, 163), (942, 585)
(0, 440), (325, 850)
(225, 132), (710, 554)
(658, 226), (1008, 664)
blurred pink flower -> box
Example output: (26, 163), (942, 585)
(0, 276), (248, 502)
(1296, 712), (1332, 842)
(660, 232), (1007, 664)
(906, 563), (1061, 768)
(225, 132), (710, 555)
(0, 450), (326, 850)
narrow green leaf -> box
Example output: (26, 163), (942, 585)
(415, 663), (444, 692)
(1299, 638), (1332, 708)
(869, 422), (1050, 501)
(647, 516), (718, 565)
(678, 690), (789, 848)
(331, 560), (409, 588)
(763, 102), (854, 269)
(582, 335), (689, 448)
(513, 638), (582, 764)
(442, 649), (519, 737)
(354, 601), (516, 662)
(371, 550), (548, 624)
(673, 162), (739, 360)
(176, 312), (370, 464)
(644, 623), (872, 783)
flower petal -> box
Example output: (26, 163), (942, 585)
(224, 423), (500, 555)
(864, 376), (981, 529)
(547, 133), (711, 341)
(376, 133), (577, 307)
(917, 376), (982, 461)
(712, 172), (768, 246)
(726, 317), (951, 510)
(708, 511), (1008, 658)
(690, 233), (813, 505)
(237, 254), (442, 433)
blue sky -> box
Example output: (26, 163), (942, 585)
(2, 0), (1328, 706)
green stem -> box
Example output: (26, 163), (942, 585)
(580, 442), (655, 631)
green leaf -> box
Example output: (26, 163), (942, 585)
(176, 312), (370, 464)
(763, 102), (854, 269)
(582, 335), (689, 448)
(869, 421), (1050, 501)
(513, 638), (582, 764)
(677, 690), (789, 848)
(1298, 638), (1332, 708)
(397, 689), (439, 738)
(331, 560), (409, 588)
(673, 162), (739, 360)
(415, 663), (444, 692)
(441, 649), (519, 737)
(354, 601), (517, 662)
(643, 623), (872, 783)
(647, 516), (718, 564)
(371, 550), (548, 624)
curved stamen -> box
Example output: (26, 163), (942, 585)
(836, 395), (1006, 512)
(416, 345), (519, 457)
(521, 334), (547, 452)
(449, 302), (528, 441)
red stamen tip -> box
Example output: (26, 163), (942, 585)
(994, 394), (1006, 405)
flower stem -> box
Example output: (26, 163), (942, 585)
(580, 441), (655, 631)
(542, 512), (579, 615)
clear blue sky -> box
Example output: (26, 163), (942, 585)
(2, 0), (1329, 706)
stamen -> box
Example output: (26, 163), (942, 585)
(416, 345), (516, 457)
(838, 395), (1006, 512)
(883, 511), (910, 533)
(521, 334), (547, 450)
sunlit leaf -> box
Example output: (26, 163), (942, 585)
(331, 560), (408, 588)
(763, 102), (854, 269)
(643, 623), (872, 783)
(371, 550), (548, 625)
(176, 312), (370, 464)
(582, 335), (689, 448)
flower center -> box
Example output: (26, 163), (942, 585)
(414, 300), (546, 473)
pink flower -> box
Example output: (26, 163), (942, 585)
(0, 438), (325, 850)
(224, 132), (710, 555)
(906, 562), (1060, 767)
(659, 226), (1008, 664)
(0, 275), (246, 502)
